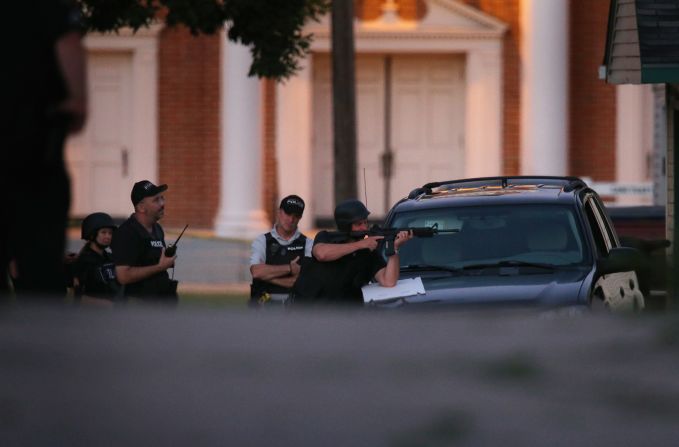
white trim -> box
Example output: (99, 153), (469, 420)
(82, 25), (161, 187)
(429, 0), (510, 31)
(277, 1), (507, 221)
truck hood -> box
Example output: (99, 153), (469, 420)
(383, 268), (590, 308)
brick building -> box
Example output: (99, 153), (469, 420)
(66, 0), (662, 238)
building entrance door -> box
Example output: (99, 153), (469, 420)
(312, 54), (465, 221)
(66, 52), (134, 217)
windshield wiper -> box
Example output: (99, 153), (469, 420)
(402, 264), (461, 273)
(461, 260), (557, 271)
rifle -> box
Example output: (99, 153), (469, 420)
(165, 224), (188, 257)
(327, 223), (459, 256)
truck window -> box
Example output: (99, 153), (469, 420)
(584, 197), (610, 256)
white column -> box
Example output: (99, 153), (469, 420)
(465, 47), (503, 177)
(520, 0), (568, 175)
(215, 37), (269, 239)
(616, 84), (653, 205)
(276, 58), (314, 231)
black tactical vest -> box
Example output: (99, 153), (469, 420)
(250, 232), (307, 298)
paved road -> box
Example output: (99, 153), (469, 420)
(1, 307), (679, 446)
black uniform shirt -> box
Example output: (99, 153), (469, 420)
(111, 215), (172, 299)
(292, 231), (387, 304)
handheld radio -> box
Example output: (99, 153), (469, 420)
(165, 224), (188, 257)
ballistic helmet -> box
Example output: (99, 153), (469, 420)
(334, 199), (370, 232)
(81, 212), (116, 241)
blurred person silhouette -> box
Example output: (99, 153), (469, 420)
(1, 0), (87, 301)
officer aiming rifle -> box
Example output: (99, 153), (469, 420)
(291, 199), (414, 304)
(326, 223), (459, 257)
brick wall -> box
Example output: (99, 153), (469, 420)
(158, 26), (221, 229)
(463, 0), (521, 175)
(262, 79), (278, 223)
(83, 0), (631, 237)
(569, 0), (617, 180)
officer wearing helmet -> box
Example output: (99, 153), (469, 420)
(73, 212), (120, 303)
(292, 199), (413, 304)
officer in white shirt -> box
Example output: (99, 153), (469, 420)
(249, 195), (313, 305)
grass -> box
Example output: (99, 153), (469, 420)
(178, 292), (249, 308)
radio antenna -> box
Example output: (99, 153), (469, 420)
(363, 167), (368, 207)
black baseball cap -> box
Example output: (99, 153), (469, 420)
(131, 180), (168, 206)
(280, 195), (305, 216)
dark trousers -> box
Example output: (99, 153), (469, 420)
(1, 120), (70, 301)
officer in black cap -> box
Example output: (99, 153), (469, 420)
(292, 199), (412, 304)
(73, 212), (120, 304)
(249, 195), (313, 305)
(110, 180), (177, 303)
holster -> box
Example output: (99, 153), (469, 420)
(167, 279), (179, 296)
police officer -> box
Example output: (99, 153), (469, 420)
(73, 212), (120, 304)
(111, 180), (177, 303)
(249, 195), (313, 305)
(292, 199), (412, 304)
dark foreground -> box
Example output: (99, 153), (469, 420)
(1, 306), (679, 446)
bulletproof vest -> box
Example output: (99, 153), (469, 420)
(250, 232), (307, 299)
(74, 246), (120, 300)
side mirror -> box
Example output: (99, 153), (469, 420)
(597, 246), (643, 275)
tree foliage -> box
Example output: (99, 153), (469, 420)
(77, 0), (329, 79)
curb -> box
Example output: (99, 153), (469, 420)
(178, 282), (250, 295)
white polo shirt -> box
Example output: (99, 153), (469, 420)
(249, 225), (313, 266)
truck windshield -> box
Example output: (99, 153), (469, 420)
(390, 204), (587, 268)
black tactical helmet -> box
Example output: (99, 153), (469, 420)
(334, 199), (370, 231)
(81, 212), (116, 240)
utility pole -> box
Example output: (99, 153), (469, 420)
(331, 0), (358, 205)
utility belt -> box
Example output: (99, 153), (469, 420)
(253, 292), (290, 306)
(250, 281), (290, 306)
(128, 274), (178, 301)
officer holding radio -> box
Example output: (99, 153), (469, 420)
(111, 180), (178, 303)
(249, 195), (313, 305)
